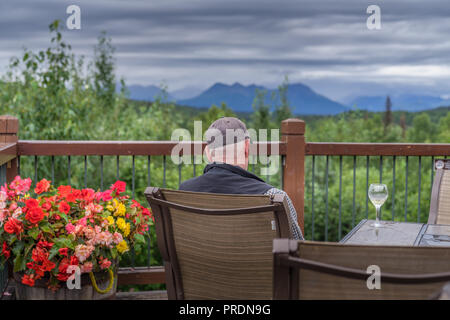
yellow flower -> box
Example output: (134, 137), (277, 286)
(116, 217), (126, 230)
(123, 223), (130, 237)
(116, 240), (129, 254)
(114, 203), (126, 217)
(116, 217), (131, 237)
(106, 205), (114, 212)
(106, 216), (115, 226)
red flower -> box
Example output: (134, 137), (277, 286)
(57, 258), (70, 281)
(58, 201), (70, 214)
(70, 255), (79, 266)
(42, 259), (56, 272)
(37, 240), (53, 249)
(142, 207), (151, 217)
(71, 189), (82, 201)
(58, 248), (68, 257)
(25, 207), (44, 224)
(65, 193), (77, 203)
(57, 185), (72, 197)
(100, 190), (113, 201)
(1, 242), (10, 259)
(25, 198), (39, 209)
(111, 181), (126, 195)
(34, 179), (51, 194)
(57, 273), (69, 282)
(4, 218), (23, 235)
(22, 274), (35, 287)
(41, 201), (52, 211)
(32, 247), (48, 263)
(81, 188), (95, 201)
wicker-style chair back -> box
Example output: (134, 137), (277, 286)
(273, 239), (450, 300)
(428, 159), (450, 225)
(145, 187), (291, 300)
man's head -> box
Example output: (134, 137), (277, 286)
(205, 117), (250, 170)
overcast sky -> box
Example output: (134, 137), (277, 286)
(1, 0), (450, 101)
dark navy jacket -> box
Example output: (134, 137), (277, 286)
(179, 162), (273, 195)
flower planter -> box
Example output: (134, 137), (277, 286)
(14, 269), (117, 300)
(0, 177), (153, 299)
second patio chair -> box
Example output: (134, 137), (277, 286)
(428, 159), (450, 225)
(145, 187), (292, 300)
(273, 239), (450, 300)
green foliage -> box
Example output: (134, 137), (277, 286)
(251, 89), (272, 131)
(93, 31), (116, 106)
(408, 113), (437, 142)
(273, 75), (292, 125)
(196, 102), (236, 128)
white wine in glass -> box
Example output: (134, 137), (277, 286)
(368, 184), (388, 227)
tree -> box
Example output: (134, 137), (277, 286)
(383, 95), (392, 134)
(197, 103), (236, 129)
(400, 113), (407, 139)
(408, 113), (437, 142)
(251, 89), (272, 131)
(437, 112), (450, 142)
(93, 31), (116, 106)
(274, 75), (292, 124)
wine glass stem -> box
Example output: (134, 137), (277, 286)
(376, 206), (381, 224)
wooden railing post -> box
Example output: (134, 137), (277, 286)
(0, 115), (19, 182)
(281, 118), (305, 234)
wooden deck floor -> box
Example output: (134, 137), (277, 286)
(1, 281), (168, 300)
(116, 290), (168, 300)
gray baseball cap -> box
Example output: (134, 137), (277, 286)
(205, 117), (250, 149)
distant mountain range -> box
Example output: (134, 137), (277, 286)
(118, 84), (176, 101)
(347, 94), (450, 112)
(124, 82), (348, 115)
(122, 82), (450, 115)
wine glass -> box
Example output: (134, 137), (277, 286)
(368, 184), (388, 227)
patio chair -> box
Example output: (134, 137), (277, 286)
(144, 187), (292, 300)
(428, 158), (450, 225)
(273, 239), (450, 300)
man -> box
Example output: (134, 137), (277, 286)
(179, 117), (304, 240)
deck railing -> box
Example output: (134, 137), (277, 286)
(304, 144), (450, 242)
(0, 115), (449, 288)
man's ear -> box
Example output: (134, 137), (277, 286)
(245, 139), (250, 158)
(205, 145), (213, 162)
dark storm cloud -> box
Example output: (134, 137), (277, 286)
(2, 0), (450, 100)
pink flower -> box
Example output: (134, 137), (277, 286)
(96, 231), (113, 246)
(65, 223), (75, 234)
(12, 207), (22, 219)
(83, 203), (103, 217)
(0, 191), (7, 202)
(75, 244), (94, 263)
(100, 190), (113, 202)
(1, 184), (15, 200)
(9, 176), (31, 195)
(99, 257), (111, 270)
(74, 224), (85, 235)
(81, 262), (93, 273)
(0, 209), (8, 225)
(9, 202), (17, 211)
(112, 232), (123, 245)
(83, 226), (96, 240)
(78, 217), (87, 227)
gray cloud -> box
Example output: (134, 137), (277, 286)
(1, 0), (450, 100)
